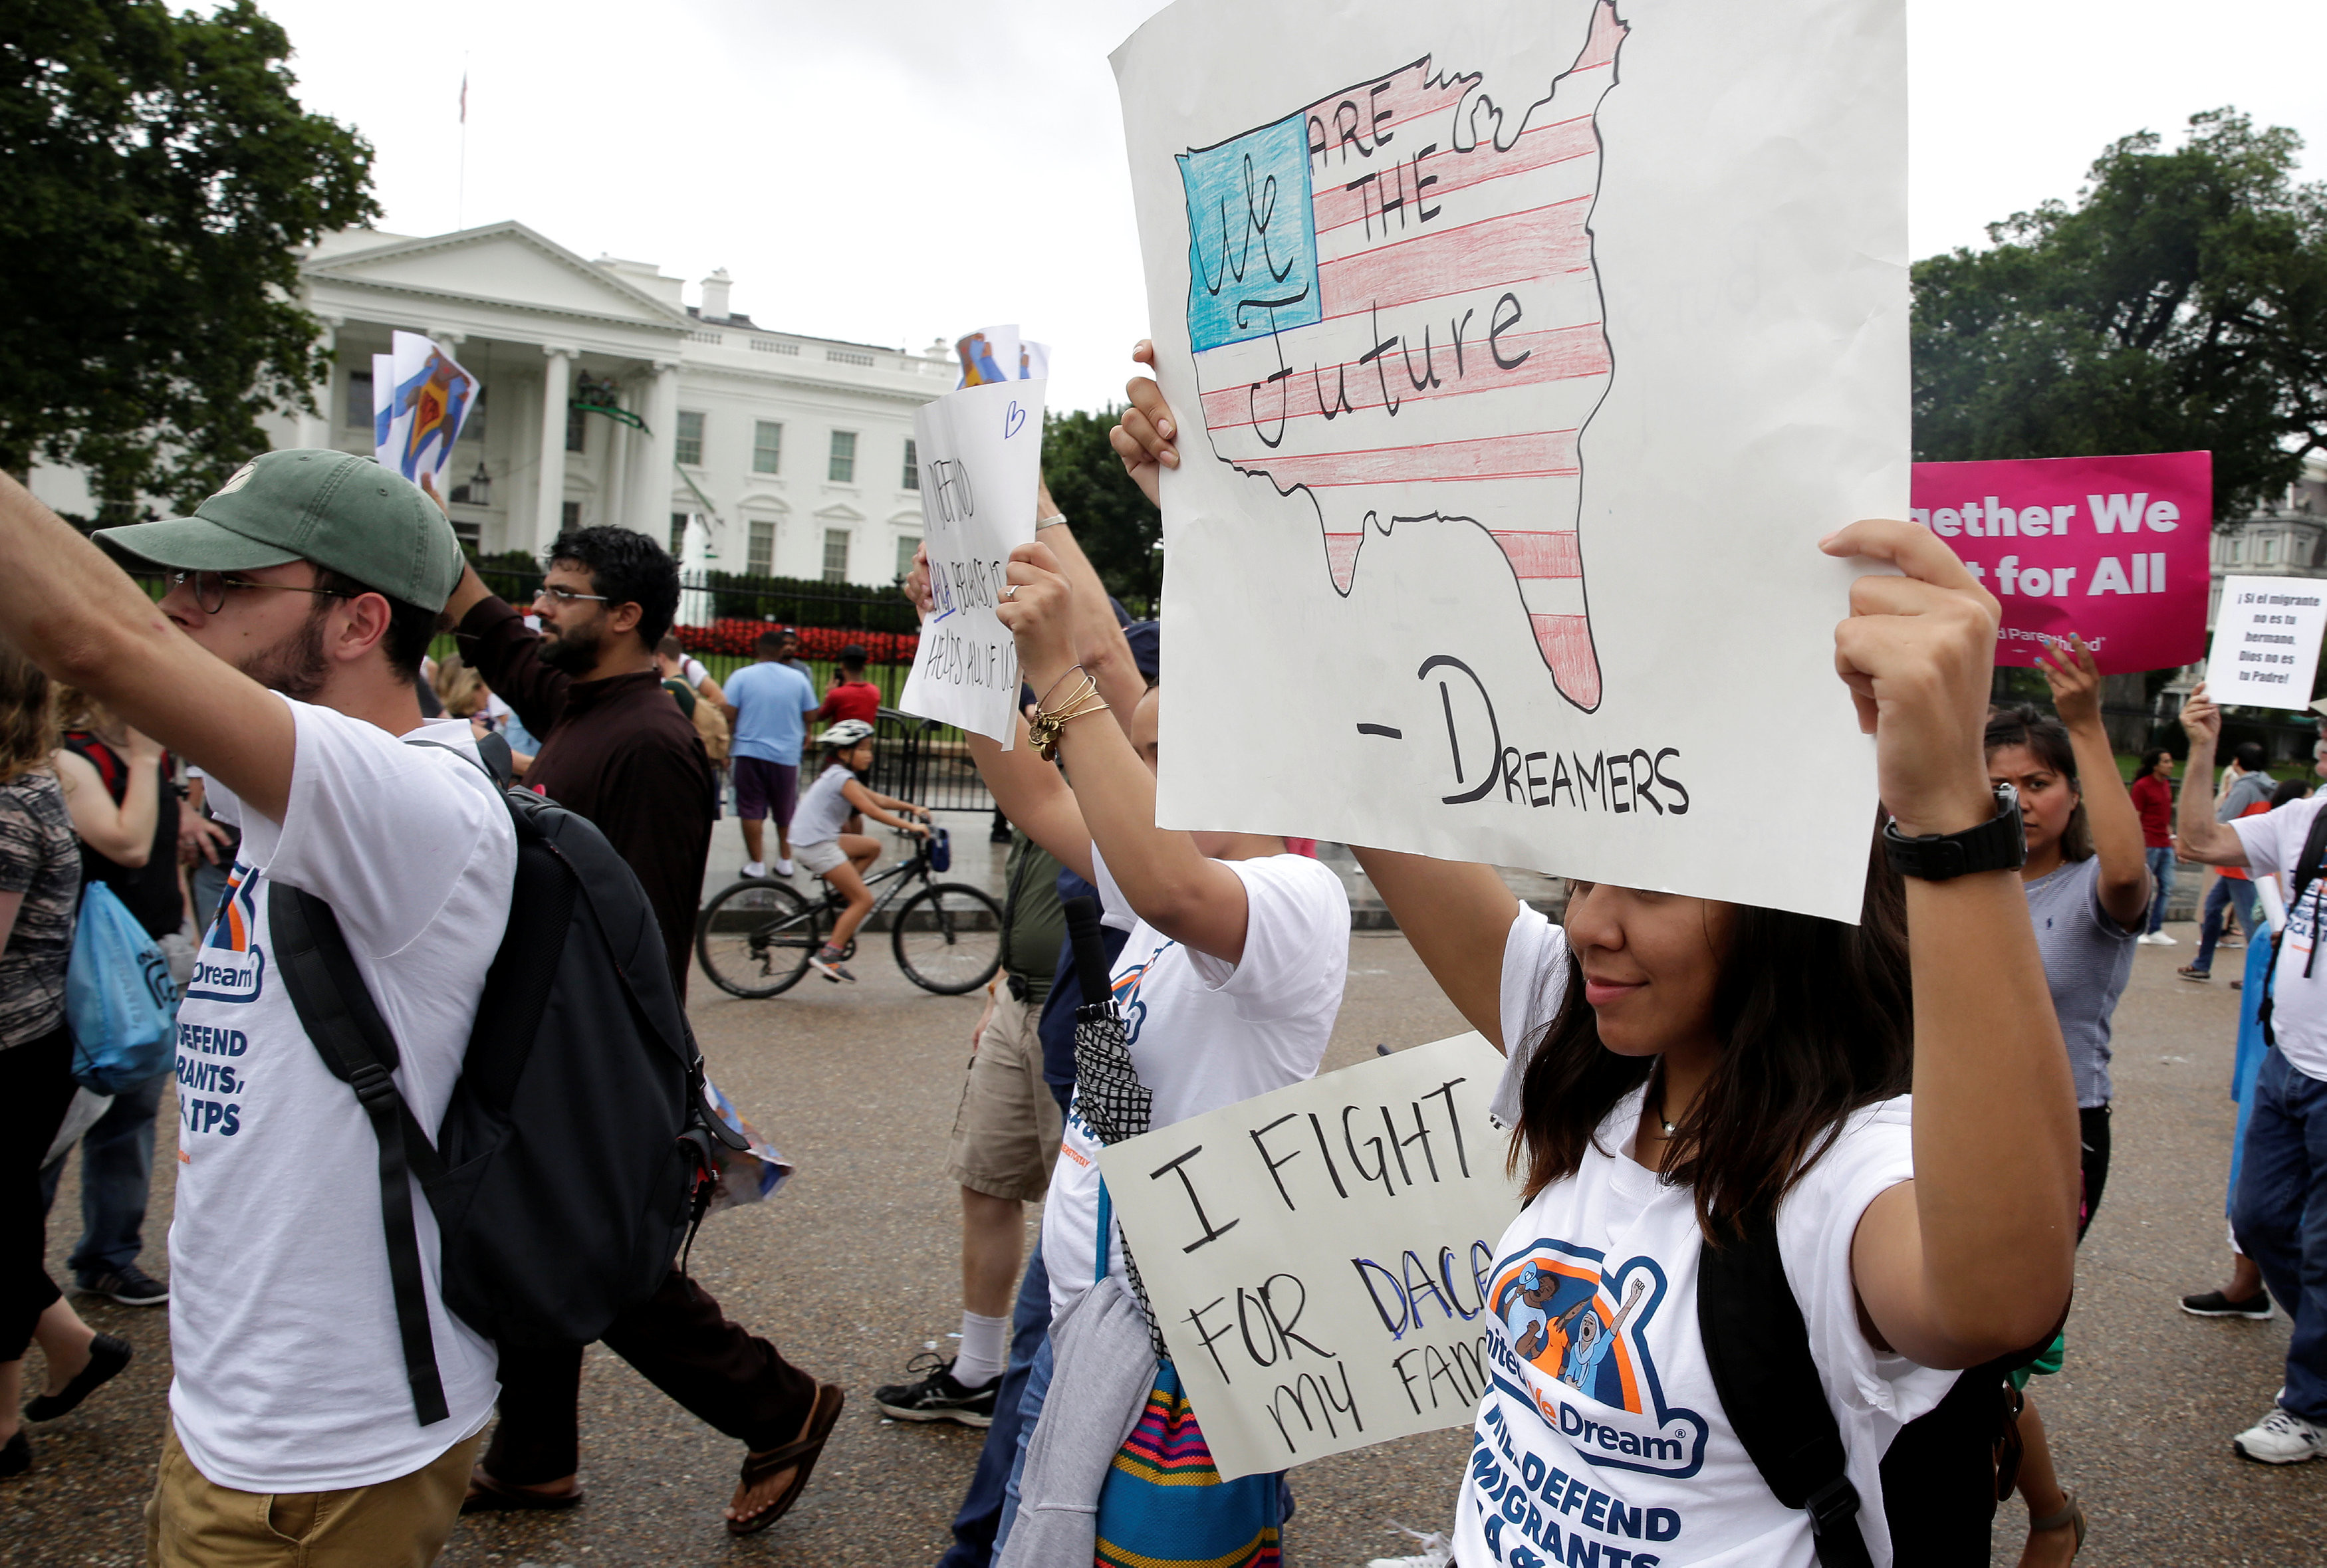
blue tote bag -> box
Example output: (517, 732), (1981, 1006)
(66, 881), (178, 1093)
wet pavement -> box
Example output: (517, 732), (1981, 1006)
(11, 920), (2324, 1566)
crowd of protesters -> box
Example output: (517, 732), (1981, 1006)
(0, 344), (2321, 1568)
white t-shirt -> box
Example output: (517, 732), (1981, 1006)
(791, 761), (856, 848)
(1456, 907), (1955, 1568)
(2235, 795), (2327, 1083)
(681, 655), (711, 690)
(1042, 846), (1350, 1316)
(169, 701), (516, 1491)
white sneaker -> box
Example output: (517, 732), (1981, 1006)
(2137, 932), (2161, 945)
(2233, 1404), (2326, 1464)
(2153, 931), (2178, 945)
(776, 857), (795, 877)
(741, 861), (765, 879)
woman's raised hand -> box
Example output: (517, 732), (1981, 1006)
(994, 540), (1078, 694)
(1821, 519), (2001, 838)
(2038, 634), (2104, 730)
(1109, 340), (1181, 507)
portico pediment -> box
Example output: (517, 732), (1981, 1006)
(812, 503), (865, 526)
(305, 223), (687, 333)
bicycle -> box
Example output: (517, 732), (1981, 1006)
(695, 831), (1005, 998)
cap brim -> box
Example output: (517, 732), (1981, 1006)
(92, 514), (302, 574)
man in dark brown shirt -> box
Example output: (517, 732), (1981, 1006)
(440, 528), (838, 1533)
(443, 527), (712, 999)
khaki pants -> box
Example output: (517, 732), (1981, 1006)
(146, 1419), (481, 1568)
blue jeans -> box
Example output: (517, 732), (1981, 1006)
(2145, 846), (2177, 935)
(2197, 876), (2260, 972)
(993, 1313), (1056, 1561)
(37, 1066), (168, 1281)
(2233, 1049), (2327, 1424)
(937, 1243), (1052, 1568)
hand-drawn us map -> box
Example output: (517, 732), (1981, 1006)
(1114, 0), (1907, 923)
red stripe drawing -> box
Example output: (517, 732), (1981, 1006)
(1177, 0), (1628, 711)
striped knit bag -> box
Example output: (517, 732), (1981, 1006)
(1092, 1360), (1283, 1568)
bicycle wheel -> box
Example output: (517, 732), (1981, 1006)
(891, 881), (1005, 994)
(696, 879), (819, 998)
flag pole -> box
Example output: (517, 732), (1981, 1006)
(457, 58), (469, 230)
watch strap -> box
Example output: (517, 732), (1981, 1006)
(1882, 784), (2026, 881)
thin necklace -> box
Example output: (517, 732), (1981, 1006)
(1650, 1064), (1677, 1139)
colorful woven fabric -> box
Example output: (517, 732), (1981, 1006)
(1094, 1361), (1283, 1568)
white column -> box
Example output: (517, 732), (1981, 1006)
(630, 360), (680, 539)
(297, 316), (340, 449)
(535, 347), (572, 549)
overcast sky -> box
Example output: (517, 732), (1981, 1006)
(261, 0), (2327, 414)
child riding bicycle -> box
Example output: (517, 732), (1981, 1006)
(793, 719), (929, 981)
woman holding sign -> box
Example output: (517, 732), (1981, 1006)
(953, 508), (1351, 1562)
(1980, 639), (2152, 1563)
(1112, 364), (2080, 1567)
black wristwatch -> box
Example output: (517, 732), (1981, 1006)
(1882, 783), (2025, 881)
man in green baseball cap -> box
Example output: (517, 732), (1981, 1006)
(0, 454), (515, 1561)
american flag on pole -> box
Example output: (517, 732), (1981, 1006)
(1178, 0), (1625, 712)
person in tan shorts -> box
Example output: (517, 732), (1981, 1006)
(874, 828), (1066, 1426)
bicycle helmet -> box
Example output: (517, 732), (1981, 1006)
(816, 719), (876, 748)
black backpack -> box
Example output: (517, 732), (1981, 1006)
(269, 738), (739, 1426)
(1699, 1212), (2059, 1567)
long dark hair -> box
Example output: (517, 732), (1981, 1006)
(1985, 705), (2090, 861)
(1513, 822), (1913, 1238)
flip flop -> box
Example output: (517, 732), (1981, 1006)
(725, 1382), (845, 1537)
(23, 1333), (132, 1422)
(461, 1467), (586, 1513)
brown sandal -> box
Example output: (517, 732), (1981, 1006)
(2028, 1490), (2087, 1558)
(725, 1382), (845, 1537)
(461, 1466), (586, 1513)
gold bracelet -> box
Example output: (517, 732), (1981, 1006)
(1028, 668), (1109, 762)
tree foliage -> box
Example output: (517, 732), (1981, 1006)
(0, 0), (377, 522)
(1042, 407), (1160, 616)
(1913, 109), (2327, 521)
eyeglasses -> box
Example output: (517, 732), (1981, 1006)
(532, 585), (613, 607)
(170, 571), (350, 617)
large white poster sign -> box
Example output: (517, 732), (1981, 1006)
(898, 379), (1047, 744)
(1097, 1032), (1520, 1480)
(2207, 574), (2327, 712)
(1112, 0), (1903, 922)
(370, 330), (477, 508)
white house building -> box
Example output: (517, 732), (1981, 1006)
(31, 220), (954, 588)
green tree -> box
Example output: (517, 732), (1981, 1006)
(0, 0), (377, 522)
(1042, 407), (1160, 616)
(1913, 109), (2327, 521)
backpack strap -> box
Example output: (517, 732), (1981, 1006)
(267, 883), (453, 1427)
(406, 733), (514, 792)
(1696, 1212), (1876, 1568)
(2257, 804), (2327, 1046)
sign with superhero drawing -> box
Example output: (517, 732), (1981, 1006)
(1113, 0), (1908, 923)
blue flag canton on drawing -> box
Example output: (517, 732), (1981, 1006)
(1175, 0), (1627, 715)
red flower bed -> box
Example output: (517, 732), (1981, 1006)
(673, 619), (919, 664)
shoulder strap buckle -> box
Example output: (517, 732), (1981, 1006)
(346, 1060), (400, 1112)
(1805, 1475), (1862, 1533)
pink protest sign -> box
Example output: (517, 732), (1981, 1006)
(1911, 451), (2213, 673)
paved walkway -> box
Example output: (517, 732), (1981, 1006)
(11, 922), (2321, 1565)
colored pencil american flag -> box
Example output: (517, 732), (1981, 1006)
(1179, 0), (1626, 711)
